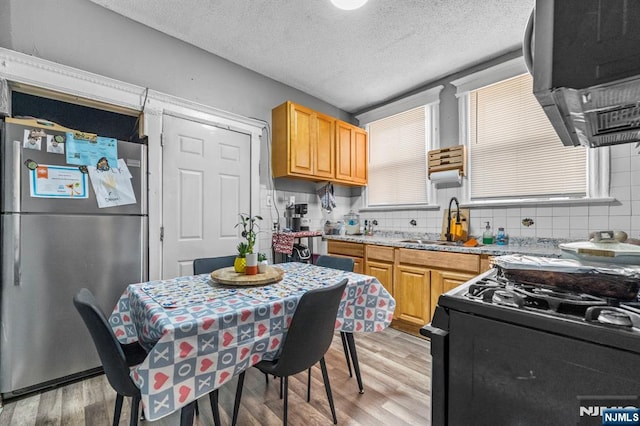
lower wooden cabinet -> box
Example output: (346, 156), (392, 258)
(480, 254), (494, 273)
(366, 260), (394, 297)
(326, 240), (485, 336)
(394, 264), (431, 328)
(327, 240), (364, 273)
(430, 269), (476, 319)
(364, 245), (395, 297)
(393, 247), (481, 335)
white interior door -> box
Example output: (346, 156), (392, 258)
(162, 114), (251, 278)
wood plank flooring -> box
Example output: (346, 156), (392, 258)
(0, 328), (431, 425)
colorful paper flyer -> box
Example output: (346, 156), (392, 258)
(29, 165), (88, 199)
(65, 132), (118, 168)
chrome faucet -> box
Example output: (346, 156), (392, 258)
(445, 197), (461, 242)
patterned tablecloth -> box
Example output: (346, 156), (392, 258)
(109, 262), (395, 421)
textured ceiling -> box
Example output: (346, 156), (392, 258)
(88, 0), (534, 114)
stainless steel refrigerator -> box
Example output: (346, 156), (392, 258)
(0, 119), (148, 398)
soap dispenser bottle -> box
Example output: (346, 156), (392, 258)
(496, 227), (507, 245)
(482, 222), (494, 244)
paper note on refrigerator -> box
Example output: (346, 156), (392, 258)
(87, 159), (137, 208)
(29, 165), (88, 199)
(65, 133), (118, 168)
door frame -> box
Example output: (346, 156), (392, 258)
(0, 47), (264, 280)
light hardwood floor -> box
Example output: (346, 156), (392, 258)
(0, 328), (431, 425)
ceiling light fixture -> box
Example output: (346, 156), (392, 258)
(330, 0), (368, 10)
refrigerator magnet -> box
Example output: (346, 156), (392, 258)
(46, 135), (65, 154)
(23, 129), (44, 150)
(96, 157), (110, 171)
(24, 159), (38, 170)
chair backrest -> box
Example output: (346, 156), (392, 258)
(316, 255), (354, 272)
(270, 279), (348, 377)
(73, 288), (140, 397)
(193, 255), (237, 274)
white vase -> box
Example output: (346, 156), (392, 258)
(246, 253), (258, 267)
(245, 253), (258, 275)
(258, 260), (268, 273)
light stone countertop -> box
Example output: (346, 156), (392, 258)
(323, 232), (565, 258)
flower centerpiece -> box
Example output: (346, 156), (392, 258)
(234, 213), (262, 273)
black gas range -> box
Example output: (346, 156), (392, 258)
(422, 268), (640, 426)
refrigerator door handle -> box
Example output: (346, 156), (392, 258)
(13, 214), (21, 286)
(11, 139), (22, 213)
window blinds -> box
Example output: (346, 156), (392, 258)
(470, 73), (586, 199)
(368, 106), (428, 205)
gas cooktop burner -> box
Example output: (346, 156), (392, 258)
(465, 270), (610, 316)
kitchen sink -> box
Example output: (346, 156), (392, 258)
(397, 239), (460, 246)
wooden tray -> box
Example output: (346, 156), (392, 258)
(210, 266), (284, 286)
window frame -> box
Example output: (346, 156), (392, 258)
(451, 57), (610, 207)
(356, 85), (443, 210)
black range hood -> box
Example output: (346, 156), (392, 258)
(525, 0), (640, 148)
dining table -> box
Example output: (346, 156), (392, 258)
(108, 261), (396, 422)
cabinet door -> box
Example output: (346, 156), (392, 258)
(352, 127), (368, 184)
(325, 253), (363, 274)
(394, 265), (431, 327)
(353, 257), (364, 274)
(335, 121), (353, 182)
(289, 103), (314, 176)
(336, 121), (368, 184)
(430, 270), (476, 319)
(365, 260), (393, 298)
(314, 113), (335, 179)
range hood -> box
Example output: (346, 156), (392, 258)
(525, 0), (640, 148)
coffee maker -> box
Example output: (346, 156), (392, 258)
(285, 203), (309, 231)
(296, 203), (310, 231)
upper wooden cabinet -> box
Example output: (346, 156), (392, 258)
(272, 101), (367, 186)
(335, 120), (368, 185)
(272, 101), (335, 180)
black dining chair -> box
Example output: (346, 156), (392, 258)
(193, 255), (238, 274)
(231, 278), (348, 426)
(73, 288), (222, 426)
(315, 255), (364, 394)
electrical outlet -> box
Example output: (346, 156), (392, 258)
(266, 194), (272, 207)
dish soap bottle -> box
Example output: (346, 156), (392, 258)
(496, 227), (508, 245)
(482, 222), (494, 244)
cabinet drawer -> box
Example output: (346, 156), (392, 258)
(327, 240), (364, 258)
(397, 248), (479, 273)
(365, 245), (394, 262)
(480, 254), (494, 273)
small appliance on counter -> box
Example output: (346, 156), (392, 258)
(284, 203), (308, 231)
(344, 211), (361, 235)
(296, 203), (309, 231)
